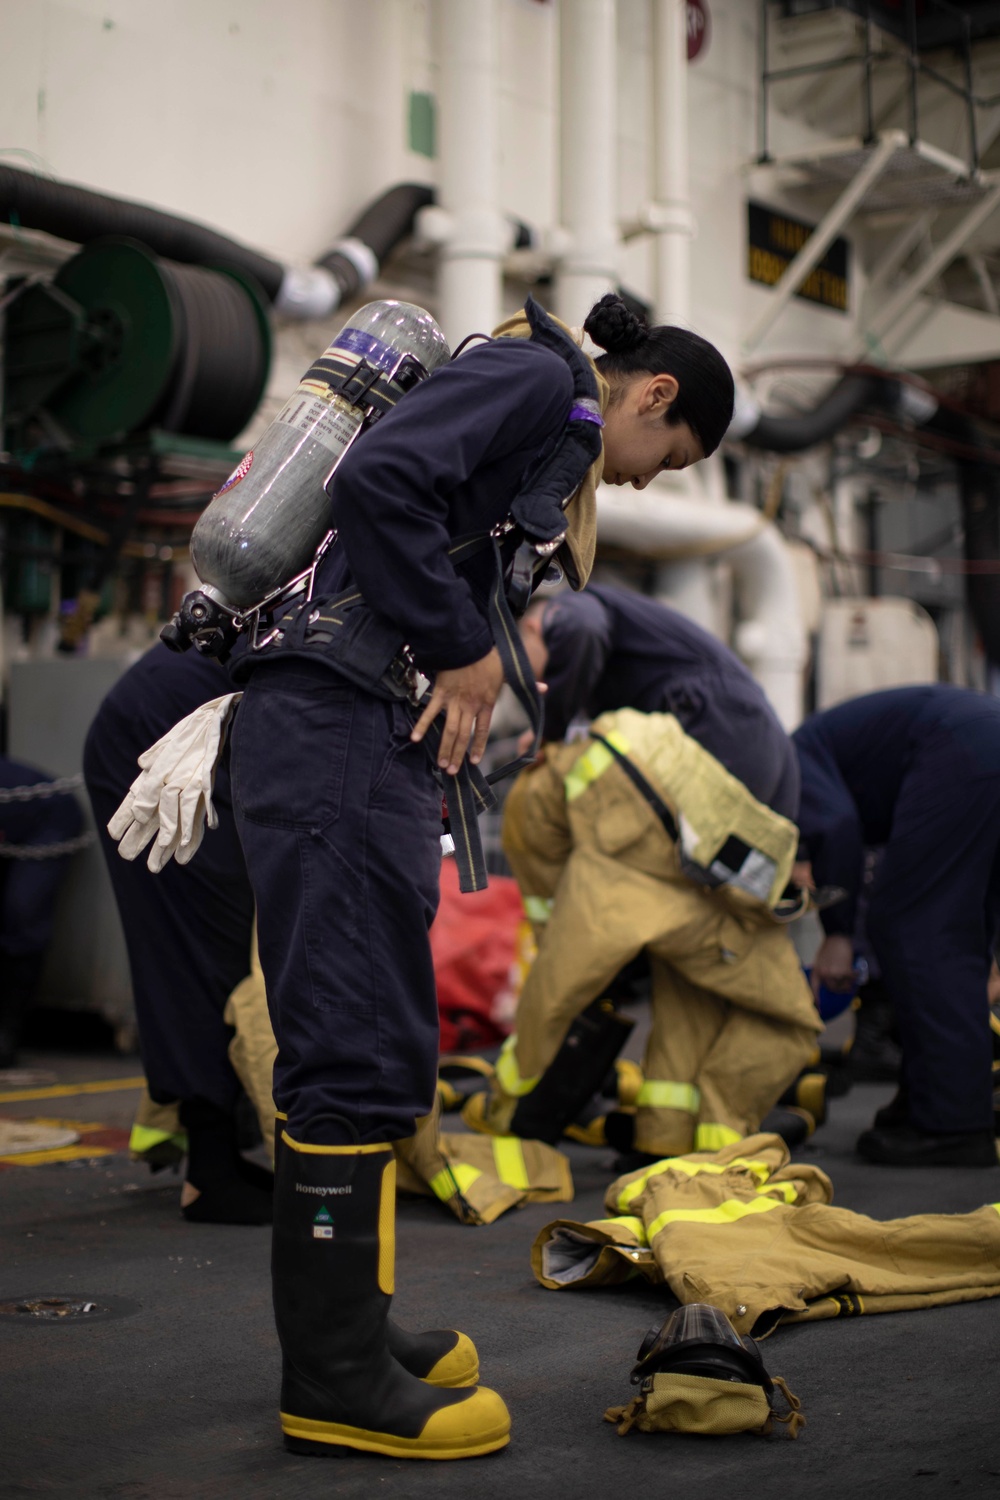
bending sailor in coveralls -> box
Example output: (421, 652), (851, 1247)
(794, 684), (1000, 1169)
(228, 293), (735, 1460)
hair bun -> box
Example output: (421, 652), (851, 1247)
(583, 293), (648, 354)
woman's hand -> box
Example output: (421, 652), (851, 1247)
(410, 648), (505, 775)
(810, 933), (855, 997)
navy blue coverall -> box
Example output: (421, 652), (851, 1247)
(538, 583), (799, 817)
(793, 685), (1000, 1135)
(230, 337), (576, 1145)
(84, 646), (255, 1111)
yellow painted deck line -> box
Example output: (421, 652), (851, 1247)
(0, 1076), (146, 1105)
(0, 1146), (117, 1167)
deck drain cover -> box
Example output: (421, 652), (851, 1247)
(0, 1293), (140, 1323)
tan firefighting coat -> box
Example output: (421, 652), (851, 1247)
(131, 933), (572, 1224)
(493, 709), (821, 1155)
(531, 1133), (1000, 1334)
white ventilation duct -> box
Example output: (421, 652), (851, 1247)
(596, 488), (808, 729)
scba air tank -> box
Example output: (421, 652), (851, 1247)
(189, 301), (451, 611)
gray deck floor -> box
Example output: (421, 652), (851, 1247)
(3, 1060), (1000, 1499)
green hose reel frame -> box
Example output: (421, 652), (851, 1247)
(2, 238), (271, 453)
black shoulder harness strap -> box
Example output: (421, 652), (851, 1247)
(590, 733), (679, 844)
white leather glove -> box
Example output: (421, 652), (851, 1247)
(107, 693), (243, 873)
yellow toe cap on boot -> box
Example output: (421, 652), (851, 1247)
(414, 1385), (510, 1456)
(423, 1331), (480, 1388)
(282, 1384), (511, 1460)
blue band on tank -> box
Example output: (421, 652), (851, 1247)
(331, 328), (398, 371)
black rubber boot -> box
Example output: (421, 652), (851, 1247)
(0, 953), (45, 1070)
(271, 1112), (478, 1387)
(872, 1086), (908, 1130)
(274, 1133), (509, 1459)
(508, 998), (634, 1146)
(759, 1106), (813, 1150)
(179, 1098), (274, 1225)
(856, 1124), (998, 1167)
(777, 1070), (828, 1127)
(847, 980), (902, 1083)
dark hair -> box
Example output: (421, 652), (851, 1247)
(583, 293), (735, 458)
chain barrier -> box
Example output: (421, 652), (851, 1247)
(0, 831), (96, 860)
(0, 774), (85, 804)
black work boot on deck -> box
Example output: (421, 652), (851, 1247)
(274, 1132), (510, 1459)
(0, 953), (45, 1070)
(179, 1098), (274, 1224)
(857, 1123), (998, 1167)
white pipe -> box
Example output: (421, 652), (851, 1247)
(653, 0), (693, 325)
(654, 560), (718, 633)
(436, 0), (507, 344)
(555, 0), (618, 325)
(596, 490), (807, 728)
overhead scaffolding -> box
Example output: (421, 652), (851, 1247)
(748, 0), (1000, 357)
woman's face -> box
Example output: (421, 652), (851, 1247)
(600, 372), (704, 489)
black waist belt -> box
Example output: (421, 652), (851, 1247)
(249, 534), (543, 895)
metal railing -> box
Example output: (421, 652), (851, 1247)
(758, 0), (987, 170)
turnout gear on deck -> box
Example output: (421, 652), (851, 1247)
(536, 583), (800, 820)
(273, 1131), (510, 1460)
(486, 710), (818, 1154)
(395, 1093), (573, 1225)
(532, 1133), (1000, 1336)
(794, 685), (1000, 1138)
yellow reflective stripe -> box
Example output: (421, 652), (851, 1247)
(282, 1133), (392, 1156)
(377, 1158), (395, 1296)
(524, 896), (554, 924)
(991, 1203), (1000, 1217)
(616, 1154), (772, 1211)
(128, 1125), (186, 1154)
(492, 1136), (530, 1190)
(762, 1180), (799, 1203)
(563, 730), (631, 802)
(428, 1162), (482, 1201)
(647, 1194), (784, 1240)
(590, 1216), (648, 1246)
(495, 1035), (540, 1097)
(636, 1079), (701, 1113)
(695, 1123), (743, 1151)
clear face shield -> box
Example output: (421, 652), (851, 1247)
(631, 1303), (770, 1389)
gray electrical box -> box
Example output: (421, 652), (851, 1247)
(8, 656), (135, 1041)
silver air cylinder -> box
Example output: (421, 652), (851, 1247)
(189, 301), (450, 611)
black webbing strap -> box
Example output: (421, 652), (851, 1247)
(436, 536), (545, 894)
(298, 348), (422, 419)
(590, 733), (679, 844)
